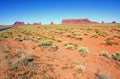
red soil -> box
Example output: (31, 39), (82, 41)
(0, 24), (120, 79)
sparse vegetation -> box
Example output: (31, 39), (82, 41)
(65, 44), (75, 49)
(113, 33), (120, 38)
(95, 71), (110, 79)
(0, 31), (12, 40)
(100, 51), (110, 58)
(112, 52), (120, 61)
(105, 38), (119, 46)
(76, 36), (83, 40)
(91, 33), (98, 38)
(66, 34), (72, 37)
(14, 34), (23, 41)
(38, 40), (58, 50)
(74, 64), (85, 73)
(0, 24), (120, 79)
(99, 31), (108, 37)
(57, 38), (62, 42)
(78, 46), (89, 54)
(64, 42), (79, 49)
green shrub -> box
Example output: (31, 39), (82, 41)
(24, 35), (33, 40)
(94, 28), (100, 33)
(78, 47), (89, 54)
(63, 42), (68, 46)
(57, 38), (62, 42)
(112, 52), (120, 61)
(74, 65), (85, 73)
(9, 66), (18, 71)
(0, 31), (12, 40)
(73, 43), (79, 49)
(76, 36), (83, 40)
(24, 30), (32, 35)
(99, 31), (108, 37)
(48, 36), (55, 40)
(65, 45), (74, 50)
(105, 40), (114, 46)
(114, 33), (120, 38)
(91, 33), (98, 38)
(38, 40), (52, 46)
(105, 38), (119, 46)
(100, 51), (109, 58)
(14, 35), (23, 41)
(38, 40), (58, 50)
(66, 34), (72, 37)
(51, 44), (59, 50)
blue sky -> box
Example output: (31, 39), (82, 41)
(0, 0), (120, 25)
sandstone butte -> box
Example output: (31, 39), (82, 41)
(112, 21), (116, 23)
(62, 18), (98, 24)
(13, 21), (25, 25)
(13, 19), (117, 26)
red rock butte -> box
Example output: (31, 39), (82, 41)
(14, 21), (25, 25)
(62, 19), (98, 24)
(112, 21), (116, 23)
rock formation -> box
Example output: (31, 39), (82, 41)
(14, 21), (25, 25)
(112, 21), (116, 23)
(50, 21), (54, 25)
(27, 23), (31, 25)
(62, 19), (98, 24)
(33, 22), (41, 25)
(101, 21), (104, 23)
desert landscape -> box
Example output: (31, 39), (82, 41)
(0, 0), (120, 79)
(0, 22), (120, 79)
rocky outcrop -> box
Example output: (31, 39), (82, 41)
(27, 23), (31, 25)
(14, 21), (25, 25)
(33, 22), (41, 25)
(62, 19), (98, 24)
(50, 21), (54, 25)
(101, 21), (104, 24)
(112, 21), (116, 23)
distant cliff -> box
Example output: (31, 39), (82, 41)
(13, 21), (25, 26)
(62, 19), (98, 24)
(33, 22), (41, 25)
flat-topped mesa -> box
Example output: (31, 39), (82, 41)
(112, 21), (116, 24)
(33, 22), (41, 25)
(13, 21), (25, 26)
(62, 19), (98, 24)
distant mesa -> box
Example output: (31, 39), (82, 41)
(27, 23), (31, 25)
(33, 22), (41, 25)
(14, 21), (25, 25)
(112, 21), (116, 24)
(50, 21), (54, 25)
(101, 21), (104, 24)
(12, 19), (118, 26)
(62, 18), (98, 24)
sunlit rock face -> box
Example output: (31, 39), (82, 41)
(62, 19), (98, 24)
(14, 21), (25, 25)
